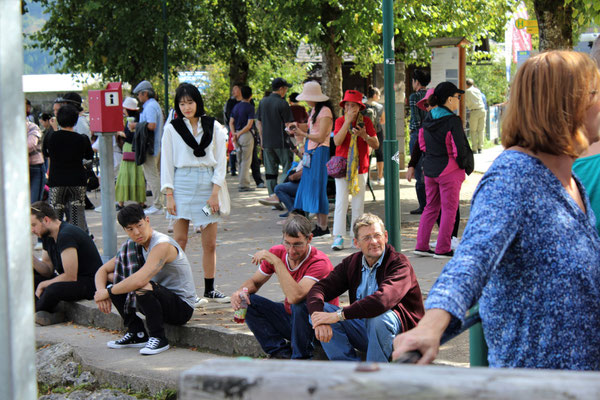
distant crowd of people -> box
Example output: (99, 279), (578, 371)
(30, 44), (600, 369)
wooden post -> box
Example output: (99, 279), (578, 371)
(180, 359), (600, 400)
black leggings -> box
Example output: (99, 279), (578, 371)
(110, 281), (193, 339)
(34, 271), (95, 312)
(437, 208), (460, 238)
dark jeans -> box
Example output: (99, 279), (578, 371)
(274, 181), (300, 212)
(109, 281), (193, 338)
(34, 271), (95, 312)
(251, 134), (264, 186)
(409, 130), (426, 209)
(29, 164), (46, 203)
(245, 294), (314, 359)
(229, 150), (237, 175)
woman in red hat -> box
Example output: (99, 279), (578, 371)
(331, 90), (379, 250)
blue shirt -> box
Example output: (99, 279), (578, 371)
(426, 150), (600, 369)
(139, 98), (164, 154)
(231, 101), (255, 131)
(356, 249), (386, 301)
(573, 153), (600, 234)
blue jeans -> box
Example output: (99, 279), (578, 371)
(274, 181), (299, 212)
(317, 303), (402, 362)
(409, 130), (426, 209)
(29, 164), (46, 203)
(245, 294), (314, 359)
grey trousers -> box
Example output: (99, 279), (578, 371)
(237, 132), (254, 188)
(263, 148), (293, 195)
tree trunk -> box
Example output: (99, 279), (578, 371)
(321, 41), (343, 118)
(228, 51), (249, 86)
(533, 0), (573, 50)
(227, 0), (249, 85)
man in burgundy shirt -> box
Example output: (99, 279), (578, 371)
(231, 214), (337, 359)
(307, 213), (424, 362)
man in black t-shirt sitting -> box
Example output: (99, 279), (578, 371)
(31, 201), (103, 325)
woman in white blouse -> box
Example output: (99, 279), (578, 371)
(161, 83), (230, 302)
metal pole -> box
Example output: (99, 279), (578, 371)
(382, 0), (401, 249)
(162, 0), (169, 114)
(98, 133), (117, 259)
(0, 0), (37, 398)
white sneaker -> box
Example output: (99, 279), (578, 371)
(195, 296), (209, 307)
(451, 236), (460, 250)
(144, 206), (163, 215)
(94, 206), (102, 213)
(429, 240), (437, 248)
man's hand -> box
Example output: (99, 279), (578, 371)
(231, 289), (251, 310)
(35, 281), (49, 298)
(314, 325), (333, 343)
(406, 167), (415, 182)
(96, 299), (112, 314)
(251, 250), (280, 267)
(311, 311), (338, 328)
(94, 288), (109, 303)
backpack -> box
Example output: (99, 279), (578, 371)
(363, 103), (382, 133)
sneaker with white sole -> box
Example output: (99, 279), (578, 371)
(331, 235), (344, 251)
(451, 236), (460, 250)
(433, 250), (454, 259)
(139, 337), (170, 355)
(144, 206), (163, 215)
(195, 296), (209, 307)
(107, 332), (148, 349)
(204, 289), (231, 303)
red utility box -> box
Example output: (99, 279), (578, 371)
(89, 82), (124, 132)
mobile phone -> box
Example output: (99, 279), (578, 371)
(202, 204), (213, 216)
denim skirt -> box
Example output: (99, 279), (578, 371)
(173, 166), (220, 227)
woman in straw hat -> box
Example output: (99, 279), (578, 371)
(291, 81), (335, 236)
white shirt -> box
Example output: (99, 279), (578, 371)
(160, 117), (228, 191)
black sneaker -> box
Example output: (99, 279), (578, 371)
(204, 289), (231, 303)
(107, 332), (148, 349)
(140, 337), (170, 355)
(434, 250), (454, 259)
(312, 226), (330, 237)
(413, 249), (435, 257)
(409, 208), (424, 215)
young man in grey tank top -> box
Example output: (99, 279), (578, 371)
(93, 204), (197, 355)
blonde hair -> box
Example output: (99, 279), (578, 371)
(352, 213), (385, 238)
(502, 51), (600, 157)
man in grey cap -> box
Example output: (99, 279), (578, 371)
(131, 80), (165, 215)
(256, 78), (294, 203)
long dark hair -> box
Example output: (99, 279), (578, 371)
(311, 100), (336, 125)
(174, 83), (205, 118)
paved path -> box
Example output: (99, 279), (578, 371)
(34, 145), (504, 368)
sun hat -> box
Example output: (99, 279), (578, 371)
(296, 81), (329, 102)
(271, 77), (293, 90)
(417, 88), (435, 111)
(339, 90), (366, 110)
(133, 80), (153, 94)
(122, 97), (139, 110)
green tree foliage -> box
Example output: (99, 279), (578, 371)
(191, 0), (300, 86)
(30, 0), (200, 83)
(395, 0), (517, 65)
(467, 57), (509, 106)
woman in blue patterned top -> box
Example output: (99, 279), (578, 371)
(392, 51), (600, 369)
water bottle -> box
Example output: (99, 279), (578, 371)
(233, 287), (249, 323)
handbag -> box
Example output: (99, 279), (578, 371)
(218, 180), (231, 216)
(326, 156), (347, 178)
(85, 164), (99, 191)
(122, 151), (136, 162)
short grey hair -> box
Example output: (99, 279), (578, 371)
(352, 213), (385, 238)
(282, 214), (312, 238)
(591, 37), (600, 68)
(466, 78), (474, 87)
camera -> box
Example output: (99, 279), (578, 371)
(202, 204), (214, 216)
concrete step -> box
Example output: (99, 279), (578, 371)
(62, 300), (265, 357)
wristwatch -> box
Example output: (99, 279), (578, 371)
(336, 308), (345, 322)
(106, 284), (113, 296)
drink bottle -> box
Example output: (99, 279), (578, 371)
(233, 287), (249, 323)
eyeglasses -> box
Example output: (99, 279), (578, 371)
(282, 240), (307, 249)
(358, 232), (384, 243)
(453, 94), (461, 99)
